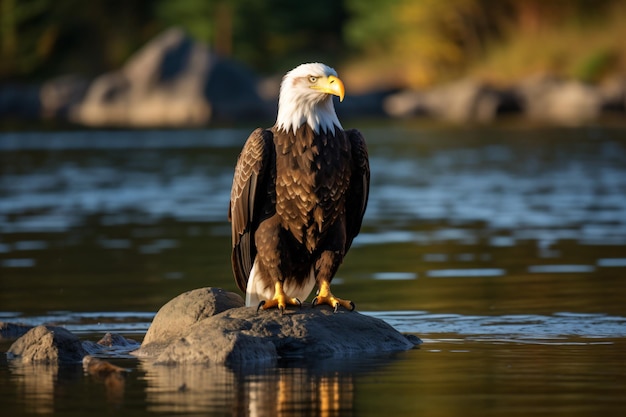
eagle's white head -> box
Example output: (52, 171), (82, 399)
(275, 62), (345, 135)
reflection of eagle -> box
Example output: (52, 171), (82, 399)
(229, 63), (370, 312)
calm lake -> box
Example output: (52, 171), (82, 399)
(1, 124), (625, 416)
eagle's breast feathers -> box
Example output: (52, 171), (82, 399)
(274, 125), (351, 252)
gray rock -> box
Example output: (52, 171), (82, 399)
(40, 74), (89, 119)
(384, 79), (521, 122)
(141, 287), (244, 349)
(383, 89), (429, 118)
(134, 287), (418, 365)
(81, 333), (140, 356)
(7, 325), (86, 364)
(97, 332), (139, 348)
(599, 76), (626, 113)
(152, 314), (278, 365)
(0, 321), (33, 341)
(516, 75), (602, 124)
(429, 79), (503, 122)
(71, 27), (269, 127)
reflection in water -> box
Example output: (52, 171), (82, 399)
(141, 361), (236, 414)
(5, 336), (624, 417)
(101, 373), (125, 407)
(140, 360), (355, 416)
(9, 363), (58, 414)
(7, 360), (128, 414)
(6, 362), (93, 414)
(246, 369), (351, 417)
(83, 356), (128, 406)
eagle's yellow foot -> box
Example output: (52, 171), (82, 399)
(312, 280), (355, 313)
(257, 282), (302, 314)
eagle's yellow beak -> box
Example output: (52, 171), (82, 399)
(312, 75), (345, 102)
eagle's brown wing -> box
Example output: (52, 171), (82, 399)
(229, 128), (274, 292)
(344, 129), (370, 252)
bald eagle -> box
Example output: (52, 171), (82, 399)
(229, 62), (369, 312)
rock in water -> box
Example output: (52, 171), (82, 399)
(141, 287), (245, 347)
(134, 287), (419, 365)
(7, 325), (86, 364)
(97, 332), (139, 348)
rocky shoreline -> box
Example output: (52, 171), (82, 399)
(1, 28), (624, 128)
(3, 287), (420, 366)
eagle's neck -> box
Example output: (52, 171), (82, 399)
(276, 91), (342, 135)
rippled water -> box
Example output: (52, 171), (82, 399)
(1, 125), (626, 416)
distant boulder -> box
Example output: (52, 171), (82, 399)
(71, 27), (270, 127)
(384, 79), (521, 122)
(516, 75), (602, 124)
(599, 75), (626, 113)
(383, 89), (429, 118)
(40, 74), (89, 119)
(134, 287), (419, 365)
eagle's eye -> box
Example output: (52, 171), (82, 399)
(308, 76), (318, 83)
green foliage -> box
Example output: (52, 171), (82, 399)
(1, 0), (54, 77)
(1, 0), (625, 83)
(345, 0), (508, 85)
(344, 0), (398, 54)
(154, 0), (215, 44)
(572, 49), (616, 83)
(229, 0), (347, 72)
(0, 0), (158, 80)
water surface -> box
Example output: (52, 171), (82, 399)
(1, 125), (625, 416)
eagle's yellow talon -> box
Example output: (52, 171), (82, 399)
(312, 280), (355, 312)
(257, 282), (301, 313)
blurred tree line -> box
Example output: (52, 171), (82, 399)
(1, 0), (624, 86)
(0, 0), (347, 81)
(345, 0), (625, 87)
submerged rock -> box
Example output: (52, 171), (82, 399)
(134, 287), (419, 365)
(97, 332), (139, 348)
(7, 325), (86, 364)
